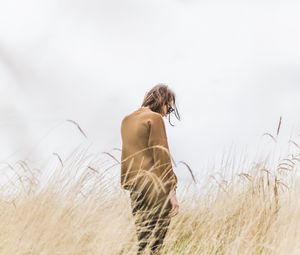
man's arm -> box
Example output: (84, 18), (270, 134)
(148, 114), (178, 195)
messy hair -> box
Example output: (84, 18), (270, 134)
(141, 83), (180, 126)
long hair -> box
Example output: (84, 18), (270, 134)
(141, 83), (180, 126)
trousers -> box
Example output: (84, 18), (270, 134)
(130, 189), (172, 255)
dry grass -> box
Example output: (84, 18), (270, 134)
(0, 144), (300, 255)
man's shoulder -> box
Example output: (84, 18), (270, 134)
(122, 108), (163, 126)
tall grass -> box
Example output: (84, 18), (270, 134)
(0, 142), (300, 255)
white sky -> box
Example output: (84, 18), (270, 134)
(1, 0), (300, 189)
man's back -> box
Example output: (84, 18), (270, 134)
(120, 107), (177, 196)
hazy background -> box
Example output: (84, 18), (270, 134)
(1, 0), (300, 188)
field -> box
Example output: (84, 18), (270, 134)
(0, 142), (300, 255)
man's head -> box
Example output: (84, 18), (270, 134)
(141, 83), (180, 125)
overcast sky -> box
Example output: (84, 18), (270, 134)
(1, 0), (300, 188)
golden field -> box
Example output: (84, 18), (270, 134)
(0, 142), (300, 255)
